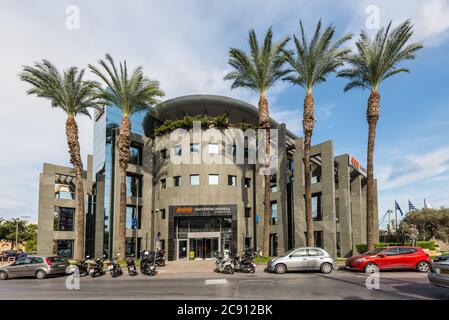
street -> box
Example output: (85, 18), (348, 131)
(1, 264), (448, 300)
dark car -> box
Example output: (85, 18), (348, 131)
(434, 254), (449, 263)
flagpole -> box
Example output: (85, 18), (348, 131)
(395, 201), (398, 232)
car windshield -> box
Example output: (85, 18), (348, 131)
(364, 248), (384, 255)
(283, 249), (296, 257)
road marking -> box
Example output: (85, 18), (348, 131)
(205, 279), (228, 285)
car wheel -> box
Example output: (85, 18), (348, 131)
(0, 271), (8, 280)
(274, 263), (287, 274)
(36, 270), (47, 280)
(364, 262), (378, 274)
(320, 263), (333, 274)
(416, 261), (430, 273)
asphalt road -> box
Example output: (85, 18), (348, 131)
(1, 269), (448, 300)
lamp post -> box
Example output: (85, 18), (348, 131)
(15, 216), (31, 249)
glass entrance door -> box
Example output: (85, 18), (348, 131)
(189, 238), (219, 259)
(178, 240), (188, 259)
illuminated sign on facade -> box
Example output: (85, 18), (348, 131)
(349, 155), (367, 177)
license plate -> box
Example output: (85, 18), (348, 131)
(441, 269), (449, 275)
(107, 265), (113, 270)
(89, 269), (94, 274)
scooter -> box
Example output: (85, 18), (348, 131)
(108, 254), (123, 277)
(126, 257), (138, 276)
(140, 250), (156, 276)
(155, 250), (166, 267)
(90, 255), (107, 278)
(233, 255), (256, 273)
(68, 255), (90, 277)
(214, 254), (234, 274)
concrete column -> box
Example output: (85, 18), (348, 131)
(373, 179), (379, 242)
(276, 124), (288, 254)
(335, 155), (352, 258)
(350, 174), (363, 253)
(360, 177), (367, 243)
(293, 137), (306, 248)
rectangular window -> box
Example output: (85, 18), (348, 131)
(245, 207), (251, 218)
(160, 178), (166, 189)
(173, 176), (182, 187)
(228, 175), (237, 186)
(245, 237), (252, 248)
(125, 237), (141, 257)
(160, 239), (166, 251)
(190, 143), (200, 153)
(54, 174), (76, 200)
(190, 174), (200, 185)
(129, 143), (143, 166)
(335, 198), (340, 223)
(312, 193), (322, 221)
(126, 174), (142, 197)
(174, 145), (182, 156)
(270, 175), (277, 192)
(209, 174), (219, 185)
(160, 209), (166, 220)
(270, 201), (278, 225)
(160, 148), (167, 159)
(126, 206), (142, 229)
(208, 143), (219, 154)
(54, 207), (74, 231)
(314, 231), (323, 248)
(244, 177), (251, 188)
(53, 240), (74, 258)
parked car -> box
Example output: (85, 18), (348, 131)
(0, 250), (18, 261)
(267, 247), (336, 274)
(0, 255), (69, 280)
(428, 260), (449, 289)
(433, 254), (449, 263)
(345, 246), (432, 273)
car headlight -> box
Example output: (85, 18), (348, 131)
(354, 258), (365, 263)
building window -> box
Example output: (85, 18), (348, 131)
(159, 239), (166, 251)
(312, 193), (322, 221)
(190, 174), (200, 185)
(126, 206), (142, 229)
(129, 143), (143, 166)
(270, 201), (278, 225)
(270, 175), (277, 192)
(208, 143), (219, 154)
(53, 240), (74, 258)
(160, 148), (167, 159)
(311, 165), (321, 184)
(160, 209), (166, 220)
(269, 233), (278, 256)
(228, 175), (237, 186)
(314, 231), (323, 248)
(173, 176), (182, 187)
(335, 198), (340, 223)
(245, 237), (252, 248)
(54, 207), (74, 231)
(244, 177), (251, 188)
(126, 174), (142, 197)
(174, 145), (182, 156)
(125, 237), (141, 257)
(209, 174), (219, 185)
(160, 178), (166, 189)
(190, 143), (200, 153)
(245, 207), (251, 218)
(54, 174), (76, 200)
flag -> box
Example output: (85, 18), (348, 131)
(395, 200), (404, 216)
(424, 198), (433, 209)
(408, 200), (417, 212)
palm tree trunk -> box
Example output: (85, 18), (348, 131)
(259, 94), (271, 257)
(118, 116), (131, 258)
(366, 90), (380, 251)
(65, 116), (85, 261)
(303, 92), (315, 247)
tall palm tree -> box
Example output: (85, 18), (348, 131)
(89, 54), (164, 257)
(283, 20), (352, 247)
(338, 20), (423, 250)
(224, 27), (290, 257)
(19, 60), (101, 260)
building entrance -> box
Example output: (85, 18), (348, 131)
(189, 237), (219, 259)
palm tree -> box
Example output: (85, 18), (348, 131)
(19, 60), (101, 260)
(283, 20), (352, 247)
(89, 54), (164, 257)
(224, 27), (290, 257)
(338, 20), (423, 250)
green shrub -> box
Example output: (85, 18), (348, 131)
(355, 244), (368, 254)
(253, 256), (272, 263)
(416, 241), (435, 250)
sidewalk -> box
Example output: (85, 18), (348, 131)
(157, 260), (216, 274)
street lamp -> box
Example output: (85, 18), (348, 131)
(15, 216), (31, 250)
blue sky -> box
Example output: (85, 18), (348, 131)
(1, 0), (449, 227)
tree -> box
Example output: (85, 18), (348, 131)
(19, 61), (101, 260)
(89, 54), (164, 257)
(283, 20), (351, 246)
(338, 20), (423, 250)
(224, 27), (290, 257)
(399, 208), (449, 242)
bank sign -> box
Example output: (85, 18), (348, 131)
(171, 205), (237, 217)
(349, 155), (367, 177)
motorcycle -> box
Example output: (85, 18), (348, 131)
(214, 254), (234, 274)
(126, 257), (138, 276)
(90, 255), (107, 278)
(140, 250), (156, 276)
(233, 255), (256, 273)
(68, 255), (90, 277)
(108, 254), (123, 277)
(155, 249), (166, 267)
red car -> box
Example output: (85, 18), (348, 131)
(345, 246), (432, 273)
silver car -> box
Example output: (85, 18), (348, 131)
(428, 260), (449, 289)
(0, 255), (69, 280)
(267, 247), (336, 274)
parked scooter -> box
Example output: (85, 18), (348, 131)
(214, 254), (234, 274)
(140, 250), (156, 276)
(68, 255), (90, 277)
(126, 257), (138, 276)
(233, 255), (256, 273)
(90, 255), (107, 277)
(108, 254), (123, 277)
(155, 250), (166, 267)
